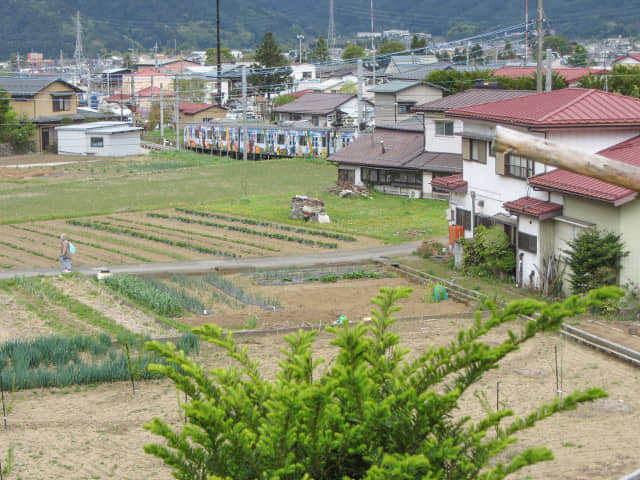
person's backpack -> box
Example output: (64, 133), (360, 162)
(69, 242), (76, 255)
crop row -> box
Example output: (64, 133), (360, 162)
(0, 239), (52, 261)
(176, 207), (357, 241)
(106, 216), (279, 253)
(0, 333), (199, 390)
(102, 274), (206, 317)
(66, 219), (238, 257)
(203, 273), (281, 310)
(11, 225), (152, 262)
(148, 213), (338, 249)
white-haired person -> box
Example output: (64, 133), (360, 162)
(59, 234), (72, 273)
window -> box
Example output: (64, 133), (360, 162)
(220, 130), (227, 141)
(298, 135), (307, 146)
(474, 215), (494, 229)
(397, 102), (415, 114)
(362, 168), (378, 183)
(518, 232), (537, 253)
(312, 115), (320, 127)
(52, 95), (72, 112)
(277, 134), (285, 145)
(506, 154), (535, 179)
(291, 114), (302, 121)
(90, 137), (104, 148)
(462, 138), (487, 163)
(256, 133), (265, 143)
(435, 121), (454, 136)
(456, 208), (471, 231)
(338, 168), (355, 183)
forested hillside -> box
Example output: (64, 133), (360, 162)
(1, 0), (638, 59)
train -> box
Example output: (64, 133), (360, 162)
(184, 120), (359, 159)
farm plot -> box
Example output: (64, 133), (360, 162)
(0, 300), (638, 480)
(0, 208), (381, 270)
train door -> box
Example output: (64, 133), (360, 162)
(311, 134), (321, 157)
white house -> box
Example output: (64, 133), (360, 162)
(431, 88), (640, 289)
(370, 81), (444, 125)
(56, 122), (142, 156)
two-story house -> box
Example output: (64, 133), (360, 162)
(432, 88), (640, 289)
(272, 92), (362, 127)
(0, 77), (83, 152)
(370, 80), (444, 125)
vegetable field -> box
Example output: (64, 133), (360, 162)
(0, 208), (382, 270)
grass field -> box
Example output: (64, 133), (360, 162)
(0, 152), (448, 243)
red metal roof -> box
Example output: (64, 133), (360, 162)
(179, 102), (220, 114)
(492, 67), (607, 83)
(528, 135), (640, 205)
(105, 93), (131, 102)
(615, 54), (640, 63)
(291, 89), (314, 99)
(134, 69), (170, 77)
(430, 174), (468, 193)
(503, 196), (563, 219)
(446, 88), (640, 128)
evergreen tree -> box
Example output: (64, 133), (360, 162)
(410, 35), (427, 53)
(205, 47), (233, 65)
(342, 44), (365, 60)
(311, 35), (330, 62)
(498, 40), (516, 60)
(568, 44), (590, 66)
(0, 88), (35, 151)
(249, 32), (292, 96)
(470, 43), (484, 64)
(564, 229), (629, 294)
(378, 40), (406, 55)
(143, 285), (622, 480)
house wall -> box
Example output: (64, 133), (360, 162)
(56, 130), (86, 155)
(12, 82), (78, 120)
(375, 85), (443, 124)
(424, 115), (463, 153)
(518, 216), (542, 288)
(549, 128), (640, 155)
(179, 108), (226, 130)
(99, 132), (141, 156)
(619, 200), (640, 286)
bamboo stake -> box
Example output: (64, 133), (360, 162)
(494, 126), (640, 192)
(0, 374), (6, 429)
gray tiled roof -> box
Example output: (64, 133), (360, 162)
(413, 88), (537, 112)
(328, 127), (460, 174)
(0, 77), (81, 96)
(272, 92), (355, 115)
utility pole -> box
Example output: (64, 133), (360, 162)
(174, 75), (180, 150)
(371, 0), (376, 86)
(328, 0), (336, 50)
(536, 0), (544, 92)
(545, 48), (552, 92)
(242, 65), (248, 162)
(357, 58), (363, 130)
(297, 34), (305, 64)
(216, 0), (222, 106)
(524, 0), (529, 65)
(154, 42), (158, 70)
(160, 85), (164, 138)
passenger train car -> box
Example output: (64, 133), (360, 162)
(184, 121), (359, 159)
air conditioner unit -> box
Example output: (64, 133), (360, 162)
(409, 190), (419, 199)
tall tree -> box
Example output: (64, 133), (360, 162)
(205, 47), (232, 64)
(249, 32), (292, 96)
(568, 44), (590, 66)
(342, 44), (365, 60)
(470, 43), (484, 64)
(143, 286), (622, 480)
(378, 40), (406, 55)
(578, 64), (640, 97)
(0, 88), (35, 151)
(311, 35), (330, 62)
(410, 35), (427, 53)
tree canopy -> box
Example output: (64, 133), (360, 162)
(143, 285), (622, 480)
(342, 44), (365, 60)
(425, 69), (568, 95)
(311, 35), (330, 62)
(378, 41), (406, 56)
(578, 64), (640, 97)
(0, 89), (35, 151)
(249, 32), (292, 95)
(410, 35), (427, 52)
(205, 47), (233, 65)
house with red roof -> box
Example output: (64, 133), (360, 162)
(178, 102), (226, 130)
(491, 67), (608, 86)
(613, 54), (640, 66)
(433, 88), (640, 290)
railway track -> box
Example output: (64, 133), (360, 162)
(381, 261), (640, 369)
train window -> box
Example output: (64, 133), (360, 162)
(256, 133), (265, 143)
(194, 129), (200, 139)
(299, 136), (307, 146)
(322, 136), (327, 147)
(277, 134), (285, 145)
(220, 130), (227, 141)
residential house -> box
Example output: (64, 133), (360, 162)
(133, 86), (175, 120)
(122, 70), (174, 96)
(370, 81), (444, 125)
(432, 88), (640, 289)
(158, 59), (202, 74)
(613, 54), (640, 65)
(383, 54), (437, 76)
(178, 102), (226, 130)
(0, 77), (84, 152)
(491, 66), (608, 86)
(328, 125), (461, 198)
(272, 92), (362, 127)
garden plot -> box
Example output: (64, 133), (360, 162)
(0, 308), (639, 480)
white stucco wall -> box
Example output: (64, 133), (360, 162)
(424, 116), (463, 153)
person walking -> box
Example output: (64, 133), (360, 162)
(59, 234), (72, 273)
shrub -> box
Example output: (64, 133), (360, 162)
(460, 225), (515, 277)
(144, 285), (623, 480)
(563, 229), (629, 294)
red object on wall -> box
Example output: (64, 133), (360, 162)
(448, 225), (464, 246)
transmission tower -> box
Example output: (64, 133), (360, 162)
(73, 10), (84, 68)
(328, 0), (336, 50)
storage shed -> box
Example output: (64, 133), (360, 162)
(56, 121), (142, 156)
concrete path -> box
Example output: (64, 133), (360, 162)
(0, 242), (419, 280)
